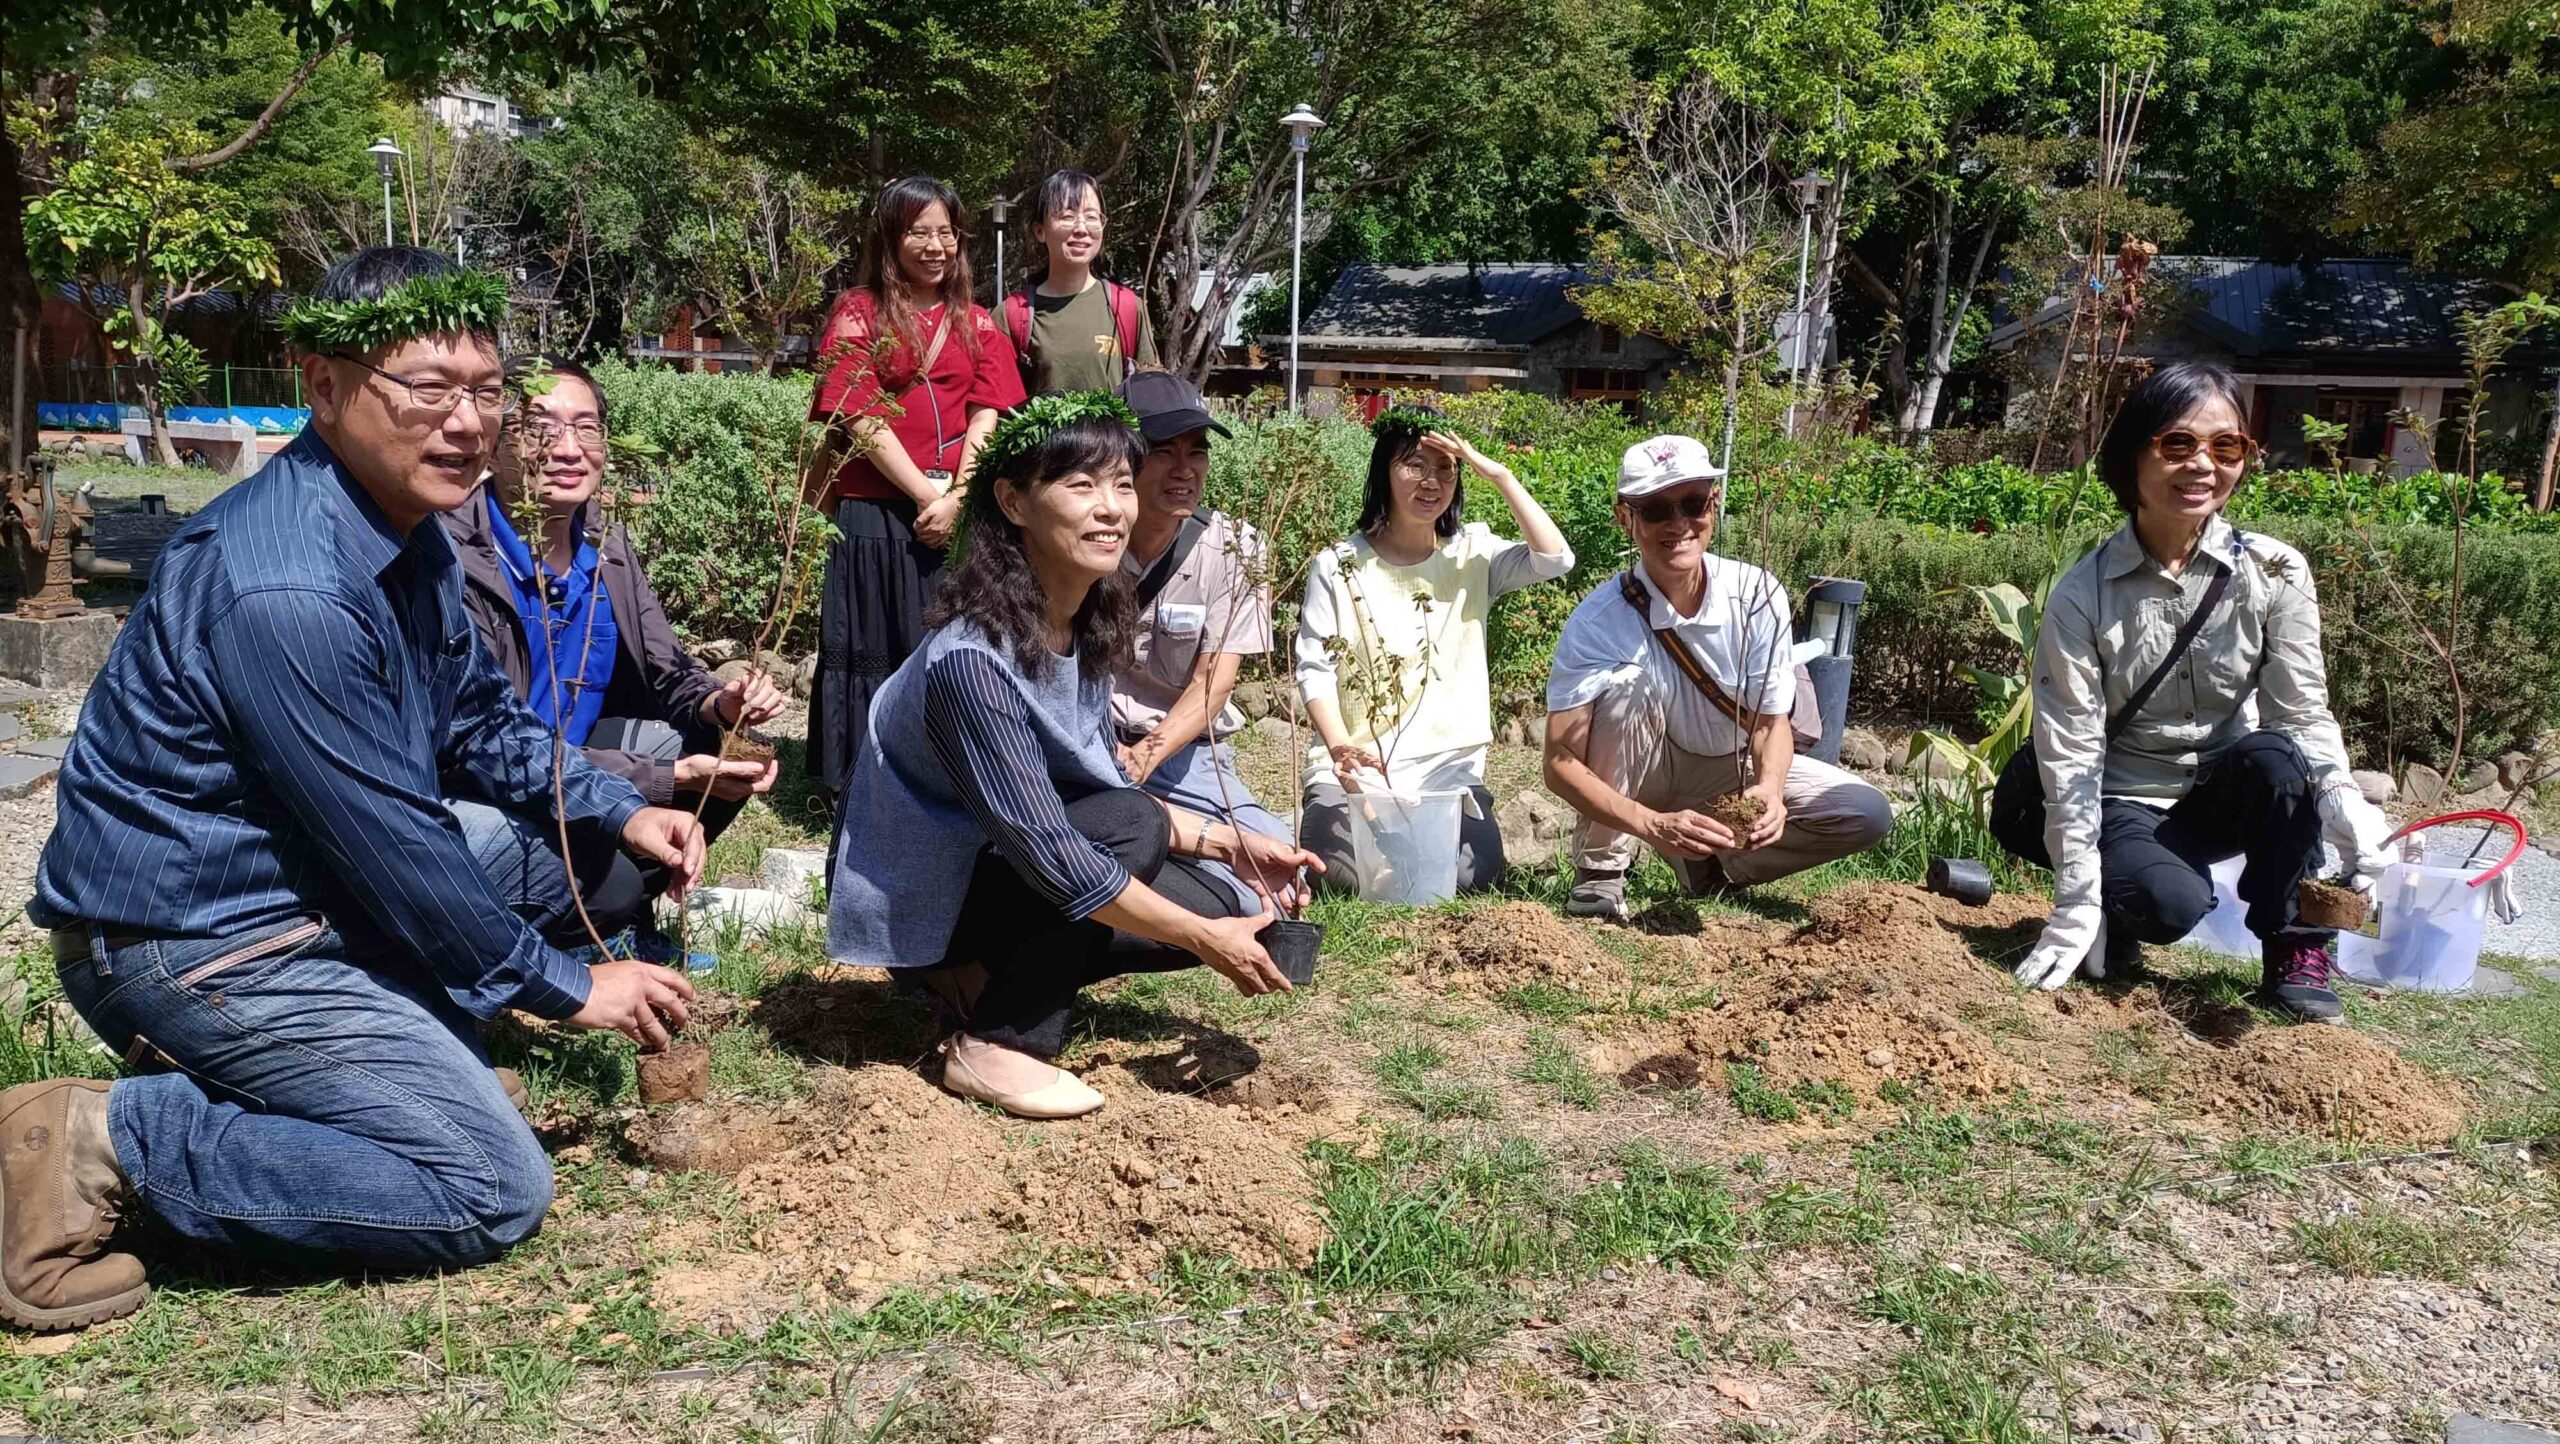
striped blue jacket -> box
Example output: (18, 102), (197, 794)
(32, 429), (643, 1020)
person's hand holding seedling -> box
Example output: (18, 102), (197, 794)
(673, 755), (780, 801)
(620, 806), (707, 895)
(704, 670), (788, 731)
(1642, 807), (1729, 858)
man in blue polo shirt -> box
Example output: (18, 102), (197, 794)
(5, 247), (704, 1332)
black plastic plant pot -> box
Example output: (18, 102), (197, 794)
(1926, 856), (1996, 907)
(1262, 917), (1324, 987)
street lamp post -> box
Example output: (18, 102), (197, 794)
(1782, 171), (1828, 441)
(367, 138), (404, 248)
(449, 203), (470, 265)
(986, 195), (1016, 306)
(1280, 104), (1326, 414)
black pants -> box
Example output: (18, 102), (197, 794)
(938, 788), (1244, 1058)
(1299, 782), (1505, 897)
(814, 495), (944, 798)
(1991, 729), (2328, 945)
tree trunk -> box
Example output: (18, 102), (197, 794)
(1801, 176), (1848, 388)
(128, 280), (179, 468)
(0, 119), (38, 471)
(2536, 374), (2560, 512)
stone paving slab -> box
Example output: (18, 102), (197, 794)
(15, 737), (70, 761)
(0, 715), (18, 744)
(0, 756), (59, 800)
(2449, 1416), (2560, 1443)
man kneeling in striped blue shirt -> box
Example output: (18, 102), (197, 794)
(9, 247), (706, 1333)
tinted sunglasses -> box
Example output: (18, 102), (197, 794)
(2153, 429), (2254, 466)
(1631, 491), (1717, 525)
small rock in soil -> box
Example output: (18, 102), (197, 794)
(1838, 726), (1891, 772)
(2405, 763), (2447, 805)
(2354, 769), (2398, 804)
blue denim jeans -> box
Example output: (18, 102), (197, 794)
(52, 918), (554, 1268)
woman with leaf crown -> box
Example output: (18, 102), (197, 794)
(827, 393), (1321, 1120)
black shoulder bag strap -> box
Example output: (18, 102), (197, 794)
(1617, 569), (1749, 726)
(1136, 514), (1211, 610)
(2104, 560), (2236, 742)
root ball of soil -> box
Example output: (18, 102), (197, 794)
(1706, 790), (1765, 837)
(2296, 878), (2369, 931)
(722, 732), (777, 766)
(637, 1042), (711, 1105)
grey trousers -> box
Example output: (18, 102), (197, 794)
(1572, 680), (1894, 887)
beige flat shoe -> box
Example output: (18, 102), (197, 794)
(939, 1040), (1105, 1120)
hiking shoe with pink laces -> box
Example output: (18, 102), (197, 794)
(2261, 935), (2346, 1025)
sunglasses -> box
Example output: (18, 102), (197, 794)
(1631, 491), (1717, 525)
(2153, 429), (2254, 466)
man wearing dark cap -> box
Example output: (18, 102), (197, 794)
(1111, 370), (1289, 909)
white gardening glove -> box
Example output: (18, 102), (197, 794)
(2017, 901), (2106, 990)
(2316, 784), (2395, 892)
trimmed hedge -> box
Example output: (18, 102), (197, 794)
(588, 359), (829, 652)
(591, 369), (2560, 763)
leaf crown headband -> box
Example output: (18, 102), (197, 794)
(281, 270), (511, 353)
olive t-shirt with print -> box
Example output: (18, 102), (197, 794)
(1013, 280), (1160, 395)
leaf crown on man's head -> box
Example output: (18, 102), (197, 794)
(974, 391), (1142, 483)
(281, 270), (512, 354)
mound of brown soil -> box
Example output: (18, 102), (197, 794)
(1669, 885), (2034, 1101)
(2180, 1027), (2470, 1145)
(665, 1056), (1339, 1313)
(1415, 902), (1637, 997)
(630, 1103), (793, 1175)
(1577, 883), (2472, 1142)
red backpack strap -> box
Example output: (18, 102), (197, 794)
(1106, 280), (1142, 372)
(1001, 290), (1033, 348)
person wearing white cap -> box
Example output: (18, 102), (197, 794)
(1541, 434), (1893, 920)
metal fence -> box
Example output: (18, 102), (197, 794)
(37, 364), (305, 415)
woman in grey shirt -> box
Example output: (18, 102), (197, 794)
(1991, 363), (2394, 1022)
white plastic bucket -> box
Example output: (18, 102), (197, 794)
(1347, 789), (1465, 905)
(2175, 856), (2259, 961)
(2355, 861), (2488, 993)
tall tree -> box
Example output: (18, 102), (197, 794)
(2338, 0), (2560, 281)
(668, 137), (852, 373)
(3, 0), (835, 464)
(24, 127), (281, 461)
(1052, 0), (1625, 384)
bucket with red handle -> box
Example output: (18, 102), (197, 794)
(2336, 810), (2529, 993)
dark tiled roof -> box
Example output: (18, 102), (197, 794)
(1300, 263), (1591, 348)
(1993, 257), (2521, 362)
(52, 283), (294, 320)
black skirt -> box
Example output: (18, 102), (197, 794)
(813, 495), (944, 796)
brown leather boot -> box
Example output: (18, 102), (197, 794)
(0, 1079), (149, 1331)
(492, 1067), (532, 1123)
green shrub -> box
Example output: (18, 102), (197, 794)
(589, 360), (830, 651)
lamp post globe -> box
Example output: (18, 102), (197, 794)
(1279, 105), (1326, 413)
(366, 137), (405, 248)
(987, 195), (1016, 304)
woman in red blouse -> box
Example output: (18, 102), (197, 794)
(806, 176), (1027, 801)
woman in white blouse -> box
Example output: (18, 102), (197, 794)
(1294, 406), (1573, 894)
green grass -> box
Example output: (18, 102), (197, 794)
(1725, 1061), (1857, 1124)
(2289, 1204), (2515, 1281)
(1519, 1028), (1605, 1108)
(1373, 1039), (1499, 1121)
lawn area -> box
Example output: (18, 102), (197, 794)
(5, 732), (2555, 1441)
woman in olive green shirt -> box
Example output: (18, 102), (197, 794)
(997, 169), (1160, 395)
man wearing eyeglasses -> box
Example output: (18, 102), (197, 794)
(9, 248), (703, 1332)
(441, 357), (783, 960)
(1541, 435), (1893, 922)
